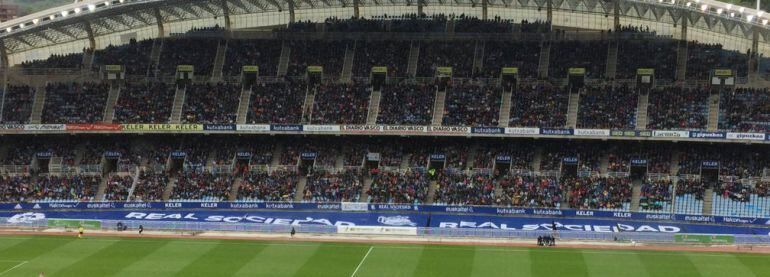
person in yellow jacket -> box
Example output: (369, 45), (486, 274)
(78, 226), (84, 239)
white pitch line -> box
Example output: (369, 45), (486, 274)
(350, 246), (374, 277)
(0, 261), (27, 276)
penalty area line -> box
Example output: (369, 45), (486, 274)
(350, 246), (374, 277)
(0, 261), (27, 276)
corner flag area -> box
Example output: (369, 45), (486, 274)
(0, 235), (768, 276)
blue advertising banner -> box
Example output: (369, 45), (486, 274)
(471, 127), (505, 134)
(270, 124), (303, 132)
(0, 211), (428, 227)
(428, 214), (770, 235)
(2, 202), (768, 226)
(203, 124), (236, 131)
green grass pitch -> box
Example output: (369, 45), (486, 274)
(0, 235), (768, 276)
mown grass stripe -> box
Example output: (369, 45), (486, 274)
(54, 238), (171, 276)
(471, 245), (532, 277)
(172, 240), (269, 277)
(582, 248), (650, 277)
(734, 251), (770, 277)
(686, 253), (757, 277)
(346, 244), (424, 276)
(531, 248), (589, 277)
(112, 240), (219, 277)
(13, 237), (119, 276)
(294, 244), (370, 277)
(636, 249), (702, 277)
(232, 243), (322, 277)
(412, 245), (476, 277)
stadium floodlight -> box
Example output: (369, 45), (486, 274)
(730, 12), (735, 17)
(120, 0), (125, 3)
(19, 23), (24, 28)
(717, 8), (723, 14)
(74, 7), (82, 14)
(726, 4), (732, 10)
(32, 18), (39, 25)
(701, 4), (708, 11)
(748, 15), (755, 21)
(686, 2), (692, 7)
(5, 27), (11, 33)
(61, 10), (69, 17)
(739, 7), (745, 13)
(760, 11), (765, 17)
(105, 1), (111, 6)
(88, 4), (97, 11)
(763, 19), (769, 25)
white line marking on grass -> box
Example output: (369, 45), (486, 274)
(350, 246), (373, 277)
(0, 261), (27, 276)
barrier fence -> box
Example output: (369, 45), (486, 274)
(3, 218), (770, 245)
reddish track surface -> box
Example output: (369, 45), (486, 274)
(2, 230), (769, 255)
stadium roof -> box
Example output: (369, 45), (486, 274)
(0, 0), (768, 55)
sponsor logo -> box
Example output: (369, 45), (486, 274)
(726, 132), (765, 140)
(86, 203), (116, 209)
(164, 203), (182, 208)
(304, 125), (341, 132)
(377, 215), (417, 226)
(229, 203), (261, 209)
(382, 125), (426, 132)
(32, 204), (41, 209)
(265, 203), (294, 209)
(200, 203), (218, 208)
(496, 208), (526, 215)
(533, 209), (563, 216)
(645, 214), (673, 220)
(613, 212), (631, 218)
(7, 212), (45, 224)
(203, 124), (236, 131)
(13, 204), (22, 210)
(471, 127), (505, 134)
(574, 129), (610, 136)
(24, 124), (66, 131)
(48, 203), (79, 209)
(722, 217), (754, 224)
(270, 124), (302, 132)
(428, 126), (470, 134)
(576, 210), (594, 216)
(683, 215), (714, 222)
(689, 131), (726, 139)
(372, 204), (412, 210)
(445, 206), (474, 213)
(236, 124), (270, 132)
(540, 128), (573, 135)
(123, 203), (153, 209)
(0, 124), (24, 130)
(316, 204), (341, 210)
(341, 125), (382, 132)
(652, 130), (689, 137)
(505, 127), (540, 135)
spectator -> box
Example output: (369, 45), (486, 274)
(647, 87), (709, 130)
(223, 39), (282, 77)
(114, 83), (175, 123)
(182, 83), (241, 124)
(509, 84), (568, 128)
(577, 85), (637, 129)
(1, 85), (35, 124)
(376, 83), (435, 125)
(247, 82), (305, 124)
(310, 82), (370, 124)
(42, 82), (109, 124)
(442, 82), (501, 127)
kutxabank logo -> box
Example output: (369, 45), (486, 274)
(7, 212), (45, 224)
(377, 215), (417, 226)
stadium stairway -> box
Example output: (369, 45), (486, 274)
(340, 42), (355, 83)
(604, 40), (618, 80)
(295, 175), (308, 202)
(431, 88), (447, 126)
(270, 142), (284, 169)
(707, 93), (720, 131)
(366, 88), (382, 125)
(537, 41), (550, 79)
(635, 93), (649, 130)
(630, 179), (642, 211)
(600, 152), (610, 173)
(400, 153), (410, 171)
(531, 147), (543, 172)
(210, 39), (228, 82)
(301, 86), (316, 124)
(147, 40), (164, 77)
(29, 84), (46, 124)
(426, 179), (438, 204)
(277, 42), (291, 77)
(703, 188), (714, 215)
(162, 176), (177, 201)
(497, 88), (512, 127)
(472, 41), (485, 76)
(236, 86), (253, 124)
(229, 176), (243, 201)
(407, 42), (420, 78)
(125, 168), (141, 201)
(335, 152), (344, 170)
(81, 50), (95, 71)
(95, 176), (111, 202)
(565, 92), (579, 128)
(669, 151), (682, 175)
(170, 85), (187, 124)
(362, 174), (373, 202)
(675, 41), (688, 82)
(102, 84), (122, 123)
